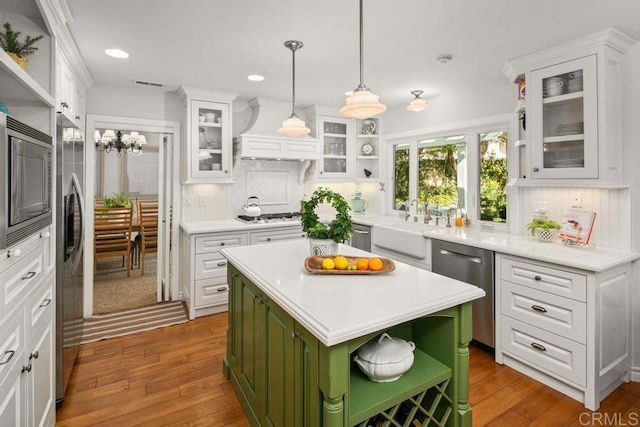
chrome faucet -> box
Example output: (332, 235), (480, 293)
(410, 199), (419, 213)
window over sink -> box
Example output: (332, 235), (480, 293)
(390, 116), (510, 226)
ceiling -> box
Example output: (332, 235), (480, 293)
(64, 0), (640, 110)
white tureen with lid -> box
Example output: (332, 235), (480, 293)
(353, 333), (415, 383)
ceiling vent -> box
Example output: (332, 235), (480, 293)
(132, 79), (164, 88)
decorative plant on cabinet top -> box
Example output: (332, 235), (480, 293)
(0, 22), (43, 70)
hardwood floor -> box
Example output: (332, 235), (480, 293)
(55, 313), (640, 426)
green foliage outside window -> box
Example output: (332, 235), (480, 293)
(418, 144), (460, 208)
(479, 132), (507, 222)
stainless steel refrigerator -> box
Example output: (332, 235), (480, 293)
(55, 114), (85, 409)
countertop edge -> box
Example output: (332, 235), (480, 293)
(223, 245), (485, 347)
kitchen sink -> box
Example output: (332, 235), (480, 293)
(372, 223), (430, 260)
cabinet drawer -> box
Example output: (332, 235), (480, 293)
(0, 310), (25, 386)
(195, 279), (228, 308)
(500, 257), (586, 301)
(195, 254), (228, 281)
(195, 233), (248, 255)
(249, 227), (305, 245)
(502, 281), (586, 343)
(28, 282), (54, 335)
(1, 244), (45, 315)
(501, 315), (586, 387)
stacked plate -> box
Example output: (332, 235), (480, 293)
(556, 122), (584, 136)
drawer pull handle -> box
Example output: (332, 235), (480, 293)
(530, 342), (547, 352)
(40, 298), (52, 308)
(531, 305), (547, 313)
(217, 287), (227, 292)
(22, 364), (32, 373)
(0, 350), (15, 365)
(29, 351), (39, 360)
(267, 237), (271, 241)
(534, 275), (542, 281)
(220, 242), (225, 246)
(217, 261), (227, 267)
(22, 271), (37, 280)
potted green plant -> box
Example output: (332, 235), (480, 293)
(0, 22), (43, 70)
(102, 193), (132, 208)
(526, 217), (561, 242)
(301, 187), (353, 255)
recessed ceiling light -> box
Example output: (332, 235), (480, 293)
(105, 49), (129, 59)
(247, 74), (264, 82)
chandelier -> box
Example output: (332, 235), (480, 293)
(95, 130), (146, 155)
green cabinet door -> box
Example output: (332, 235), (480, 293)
(236, 272), (264, 419)
(263, 299), (295, 426)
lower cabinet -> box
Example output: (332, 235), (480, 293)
(181, 225), (304, 319)
(225, 264), (473, 427)
(226, 267), (319, 426)
(0, 230), (55, 427)
(495, 254), (632, 411)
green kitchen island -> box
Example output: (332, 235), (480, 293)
(222, 241), (485, 427)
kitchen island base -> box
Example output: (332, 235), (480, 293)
(223, 264), (474, 427)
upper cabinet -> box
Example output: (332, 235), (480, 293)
(178, 87), (238, 184)
(503, 28), (634, 187)
(316, 115), (355, 180)
(0, 11), (54, 133)
(303, 105), (382, 183)
(55, 47), (86, 128)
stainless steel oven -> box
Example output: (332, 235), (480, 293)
(0, 113), (53, 248)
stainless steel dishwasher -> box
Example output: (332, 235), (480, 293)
(431, 239), (494, 349)
(350, 222), (371, 252)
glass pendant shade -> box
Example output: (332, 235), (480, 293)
(278, 115), (310, 137)
(340, 89), (387, 120)
(406, 90), (429, 112)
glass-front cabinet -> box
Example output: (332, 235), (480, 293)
(178, 87), (237, 183)
(529, 56), (597, 179)
(192, 100), (229, 178)
(317, 115), (354, 180)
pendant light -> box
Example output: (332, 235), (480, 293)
(277, 40), (310, 138)
(406, 90), (429, 112)
(339, 0), (386, 120)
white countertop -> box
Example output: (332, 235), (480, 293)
(182, 213), (639, 272)
(222, 241), (485, 347)
(180, 218), (302, 235)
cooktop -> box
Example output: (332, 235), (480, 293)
(237, 212), (302, 224)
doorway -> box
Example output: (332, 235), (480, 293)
(84, 114), (181, 317)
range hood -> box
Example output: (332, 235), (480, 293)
(234, 98), (320, 160)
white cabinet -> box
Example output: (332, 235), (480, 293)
(495, 254), (632, 410)
(0, 231), (55, 427)
(316, 115), (355, 180)
(355, 118), (381, 182)
(503, 28), (633, 186)
(180, 225), (306, 319)
(55, 48), (87, 128)
(177, 87), (238, 183)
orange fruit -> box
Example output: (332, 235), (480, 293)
(356, 258), (369, 270)
(368, 258), (383, 271)
(334, 255), (349, 270)
(322, 258), (335, 270)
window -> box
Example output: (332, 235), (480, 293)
(393, 143), (410, 210)
(390, 117), (510, 225)
(417, 135), (467, 213)
(479, 131), (507, 223)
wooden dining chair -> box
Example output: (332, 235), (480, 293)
(94, 205), (133, 277)
(138, 200), (159, 276)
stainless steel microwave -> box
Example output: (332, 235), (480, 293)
(0, 114), (53, 249)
